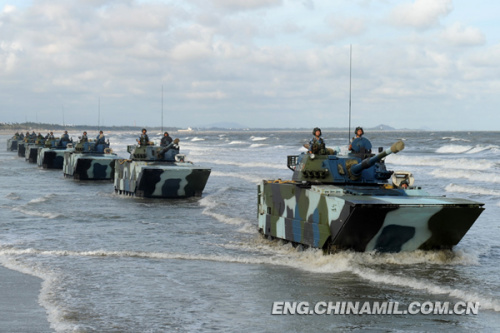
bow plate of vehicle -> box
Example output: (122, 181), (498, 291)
(258, 141), (484, 253)
(114, 140), (211, 198)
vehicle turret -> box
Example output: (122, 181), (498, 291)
(289, 140), (405, 184)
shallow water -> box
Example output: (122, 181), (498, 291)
(1, 130), (500, 332)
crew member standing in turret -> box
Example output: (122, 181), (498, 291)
(80, 131), (88, 143)
(308, 127), (326, 154)
(138, 128), (149, 146)
(160, 132), (172, 146)
(95, 131), (106, 145)
(349, 126), (372, 154)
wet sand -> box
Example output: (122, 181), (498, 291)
(0, 266), (52, 332)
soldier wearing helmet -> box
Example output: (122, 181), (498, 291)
(308, 127), (326, 155)
(138, 128), (149, 146)
(349, 126), (372, 154)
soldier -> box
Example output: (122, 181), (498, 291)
(47, 132), (55, 140)
(160, 132), (172, 146)
(80, 131), (88, 143)
(349, 126), (372, 154)
(308, 127), (326, 154)
(61, 131), (70, 141)
(95, 130), (106, 145)
(137, 128), (149, 146)
(19, 132), (24, 140)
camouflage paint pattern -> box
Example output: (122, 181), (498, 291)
(25, 144), (45, 163)
(258, 181), (484, 252)
(114, 160), (211, 198)
(63, 151), (119, 180)
(38, 147), (75, 169)
(17, 142), (26, 157)
(7, 138), (18, 151)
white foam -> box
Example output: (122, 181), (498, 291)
(442, 136), (471, 142)
(387, 155), (495, 170)
(430, 169), (500, 184)
(445, 184), (500, 196)
(191, 137), (205, 142)
(249, 143), (268, 148)
(12, 206), (62, 219)
(27, 194), (57, 204)
(250, 136), (267, 141)
(436, 145), (473, 154)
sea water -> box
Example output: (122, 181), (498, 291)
(0, 130), (499, 332)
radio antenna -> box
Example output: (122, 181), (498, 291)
(348, 44), (352, 144)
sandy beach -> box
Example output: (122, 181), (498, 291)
(0, 266), (52, 332)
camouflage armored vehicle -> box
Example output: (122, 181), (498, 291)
(25, 136), (46, 163)
(63, 139), (119, 180)
(114, 139), (211, 198)
(6, 133), (20, 152)
(17, 134), (33, 157)
(258, 141), (484, 253)
(37, 137), (74, 169)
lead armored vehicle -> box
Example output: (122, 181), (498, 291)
(258, 141), (484, 253)
(114, 139), (211, 198)
(63, 139), (119, 180)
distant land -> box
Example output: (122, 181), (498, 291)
(0, 122), (436, 132)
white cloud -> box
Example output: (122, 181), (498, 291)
(440, 22), (485, 46)
(390, 0), (453, 29)
(210, 0), (282, 11)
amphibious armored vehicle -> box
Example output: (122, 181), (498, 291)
(258, 141), (484, 253)
(114, 139), (211, 198)
(63, 139), (119, 180)
(6, 134), (20, 152)
(25, 137), (46, 163)
(38, 137), (74, 169)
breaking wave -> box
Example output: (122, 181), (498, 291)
(387, 155), (494, 170)
(250, 136), (267, 141)
(444, 184), (500, 196)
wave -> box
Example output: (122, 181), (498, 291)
(442, 137), (471, 142)
(430, 169), (500, 184)
(27, 193), (57, 205)
(249, 143), (268, 148)
(250, 136), (267, 141)
(191, 137), (205, 142)
(210, 171), (263, 184)
(436, 145), (473, 154)
(445, 184), (500, 196)
(436, 144), (500, 154)
(387, 155), (495, 170)
(5, 192), (21, 200)
(195, 158), (285, 170)
(12, 206), (63, 219)
(228, 141), (247, 145)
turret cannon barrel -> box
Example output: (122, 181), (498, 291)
(350, 140), (405, 176)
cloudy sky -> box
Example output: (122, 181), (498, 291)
(1, 0), (499, 130)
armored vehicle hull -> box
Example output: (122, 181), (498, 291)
(258, 141), (484, 253)
(17, 142), (26, 157)
(7, 138), (18, 151)
(63, 152), (119, 180)
(25, 145), (44, 163)
(114, 143), (211, 198)
(258, 182), (484, 252)
(38, 147), (74, 169)
(114, 161), (210, 198)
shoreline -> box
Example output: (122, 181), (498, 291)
(0, 265), (53, 332)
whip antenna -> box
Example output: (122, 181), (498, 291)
(348, 44), (352, 144)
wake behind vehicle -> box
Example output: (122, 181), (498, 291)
(258, 140), (485, 253)
(114, 138), (211, 198)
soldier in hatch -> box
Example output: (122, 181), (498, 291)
(137, 128), (149, 146)
(80, 131), (88, 143)
(307, 127), (326, 155)
(349, 126), (372, 154)
(95, 130), (106, 145)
